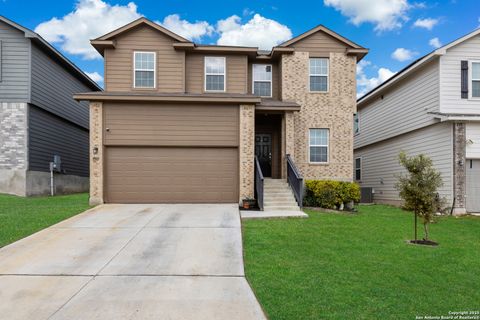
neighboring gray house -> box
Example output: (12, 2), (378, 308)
(354, 28), (480, 215)
(0, 16), (101, 196)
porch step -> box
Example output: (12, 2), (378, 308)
(264, 179), (288, 184)
(264, 201), (299, 207)
(264, 195), (295, 201)
(262, 178), (301, 211)
(263, 205), (302, 211)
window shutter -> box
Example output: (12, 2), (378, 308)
(461, 60), (468, 99)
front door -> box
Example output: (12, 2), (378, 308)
(255, 134), (272, 177)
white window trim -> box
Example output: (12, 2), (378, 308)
(469, 60), (480, 100)
(133, 51), (156, 89)
(204, 56), (226, 92)
(355, 157), (362, 181)
(252, 64), (272, 97)
(354, 112), (360, 135)
(308, 128), (329, 164)
(309, 58), (329, 93)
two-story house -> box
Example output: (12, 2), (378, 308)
(354, 28), (480, 214)
(0, 16), (101, 196)
(74, 17), (368, 207)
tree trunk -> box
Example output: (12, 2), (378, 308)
(423, 222), (429, 241)
(414, 210), (418, 241)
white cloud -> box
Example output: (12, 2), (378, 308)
(35, 0), (142, 60)
(216, 14), (292, 49)
(429, 37), (442, 48)
(242, 8), (255, 16)
(412, 2), (427, 9)
(357, 60), (396, 98)
(413, 18), (438, 30)
(323, 0), (410, 31)
(85, 71), (103, 83)
(391, 47), (417, 61)
(157, 14), (213, 41)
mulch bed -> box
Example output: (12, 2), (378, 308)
(408, 239), (439, 246)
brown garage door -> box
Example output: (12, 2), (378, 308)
(105, 147), (238, 203)
(103, 103), (239, 203)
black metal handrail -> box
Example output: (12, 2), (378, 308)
(286, 154), (304, 208)
(254, 156), (264, 211)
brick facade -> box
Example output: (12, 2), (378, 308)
(0, 102), (28, 196)
(281, 52), (357, 181)
(89, 102), (104, 205)
(453, 122), (466, 215)
(239, 104), (255, 201)
(0, 102), (27, 170)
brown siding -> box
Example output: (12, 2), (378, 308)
(228, 55), (248, 93)
(185, 53), (203, 93)
(247, 60), (280, 99)
(289, 32), (348, 56)
(103, 103), (239, 147)
(104, 25), (184, 92)
(185, 53), (247, 94)
(105, 147), (239, 203)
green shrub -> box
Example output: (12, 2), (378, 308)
(304, 180), (360, 209)
(339, 181), (360, 203)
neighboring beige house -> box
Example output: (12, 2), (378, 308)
(354, 28), (480, 214)
(75, 17), (367, 207)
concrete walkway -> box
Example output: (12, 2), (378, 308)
(0, 204), (266, 320)
(241, 209), (308, 219)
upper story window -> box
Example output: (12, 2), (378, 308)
(309, 128), (329, 163)
(472, 62), (480, 98)
(253, 64), (272, 97)
(309, 58), (328, 92)
(134, 52), (156, 88)
(354, 113), (360, 135)
(355, 158), (362, 181)
(205, 57), (226, 92)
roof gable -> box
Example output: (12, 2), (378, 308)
(0, 15), (101, 90)
(95, 17), (191, 43)
(358, 28), (480, 105)
(279, 24), (363, 49)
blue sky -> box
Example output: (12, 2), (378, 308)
(1, 0), (479, 95)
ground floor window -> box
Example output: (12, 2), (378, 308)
(309, 128), (329, 163)
(355, 157), (362, 181)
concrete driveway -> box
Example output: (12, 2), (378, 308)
(0, 204), (266, 320)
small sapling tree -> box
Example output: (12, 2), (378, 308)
(395, 152), (443, 243)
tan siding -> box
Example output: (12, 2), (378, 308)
(354, 122), (453, 204)
(104, 103), (239, 147)
(185, 53), (203, 93)
(185, 53), (247, 93)
(466, 123), (480, 159)
(289, 32), (349, 56)
(247, 60), (280, 99)
(439, 34), (480, 114)
(104, 25), (184, 93)
(227, 55), (247, 93)
(355, 59), (440, 149)
(105, 147), (239, 203)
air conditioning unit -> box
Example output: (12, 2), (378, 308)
(360, 187), (374, 203)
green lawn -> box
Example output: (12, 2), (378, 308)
(243, 205), (480, 320)
(0, 193), (91, 248)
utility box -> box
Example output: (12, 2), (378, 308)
(50, 155), (62, 173)
(360, 187), (374, 204)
